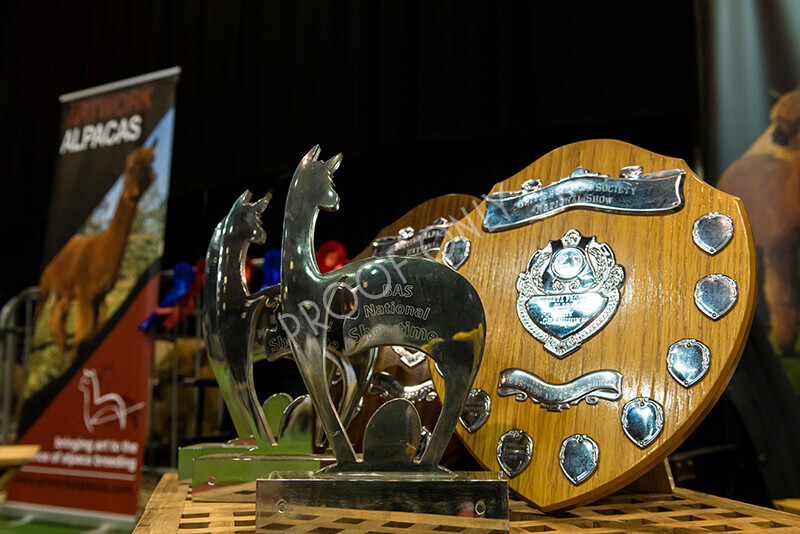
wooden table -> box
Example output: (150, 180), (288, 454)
(135, 473), (800, 533)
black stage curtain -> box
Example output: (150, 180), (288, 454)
(0, 0), (698, 302)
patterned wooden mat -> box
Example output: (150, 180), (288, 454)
(134, 474), (800, 534)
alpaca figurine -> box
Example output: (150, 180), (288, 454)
(204, 193), (375, 448)
(203, 190), (277, 449)
(278, 146), (485, 472)
(39, 145), (156, 358)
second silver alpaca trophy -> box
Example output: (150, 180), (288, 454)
(254, 147), (508, 527)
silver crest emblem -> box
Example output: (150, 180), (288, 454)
(559, 434), (599, 485)
(621, 398), (664, 448)
(496, 429), (534, 478)
(516, 229), (625, 357)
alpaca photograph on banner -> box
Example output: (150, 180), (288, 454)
(22, 112), (172, 404)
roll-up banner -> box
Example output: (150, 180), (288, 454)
(4, 67), (180, 528)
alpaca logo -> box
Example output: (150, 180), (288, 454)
(78, 369), (145, 433)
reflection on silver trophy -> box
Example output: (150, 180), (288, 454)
(272, 146), (485, 472)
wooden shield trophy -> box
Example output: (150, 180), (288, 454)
(431, 139), (756, 511)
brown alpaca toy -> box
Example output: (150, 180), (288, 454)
(38, 145), (156, 357)
(717, 88), (800, 355)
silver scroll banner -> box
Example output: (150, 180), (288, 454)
(483, 166), (685, 232)
(371, 218), (450, 257)
(497, 368), (623, 412)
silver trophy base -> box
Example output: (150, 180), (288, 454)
(255, 470), (509, 532)
(191, 453), (335, 502)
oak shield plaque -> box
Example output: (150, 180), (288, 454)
(432, 140), (756, 511)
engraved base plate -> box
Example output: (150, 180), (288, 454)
(191, 454), (334, 502)
(256, 471), (509, 530)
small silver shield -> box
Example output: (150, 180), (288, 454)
(459, 389), (491, 433)
(694, 274), (738, 320)
(559, 434), (599, 485)
(496, 429), (534, 478)
(442, 236), (471, 270)
(667, 338), (711, 388)
(692, 212), (734, 255)
(621, 398), (664, 448)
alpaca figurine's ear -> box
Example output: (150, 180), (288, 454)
(239, 190), (253, 204)
(254, 193), (271, 211)
(326, 153), (343, 173)
(303, 145), (322, 165)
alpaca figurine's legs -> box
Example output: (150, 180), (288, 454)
(208, 358), (278, 447)
(419, 336), (482, 468)
(307, 384), (357, 464)
(293, 336), (357, 465)
(314, 353), (356, 447)
(419, 384), (466, 467)
(239, 374), (278, 449)
(338, 349), (378, 430)
(208, 359), (252, 439)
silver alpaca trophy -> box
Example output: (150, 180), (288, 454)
(203, 191), (376, 451)
(255, 147), (508, 526)
(184, 191), (353, 500)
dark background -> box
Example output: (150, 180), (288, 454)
(0, 0), (699, 304)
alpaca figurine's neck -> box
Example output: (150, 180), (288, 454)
(281, 178), (324, 299)
(236, 234), (252, 296)
(208, 218), (249, 302)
